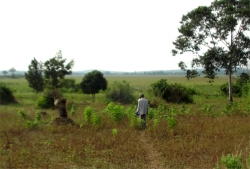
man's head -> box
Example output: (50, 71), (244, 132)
(139, 93), (144, 99)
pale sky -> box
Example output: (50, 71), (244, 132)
(0, 0), (213, 72)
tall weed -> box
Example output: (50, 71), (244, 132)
(218, 153), (243, 169)
(105, 102), (125, 122)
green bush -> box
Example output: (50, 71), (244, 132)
(105, 102), (125, 122)
(220, 154), (242, 169)
(25, 120), (38, 129)
(18, 109), (27, 119)
(105, 80), (135, 104)
(0, 83), (16, 104)
(130, 116), (144, 129)
(112, 128), (118, 136)
(147, 108), (155, 120)
(149, 79), (196, 103)
(221, 102), (243, 116)
(236, 73), (250, 86)
(220, 73), (250, 97)
(36, 89), (54, 109)
(70, 104), (76, 116)
(59, 78), (80, 93)
(91, 113), (100, 125)
(167, 116), (177, 129)
(220, 83), (243, 97)
(83, 106), (94, 122)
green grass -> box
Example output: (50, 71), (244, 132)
(1, 75), (250, 168)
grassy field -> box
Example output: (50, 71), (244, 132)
(1, 75), (250, 169)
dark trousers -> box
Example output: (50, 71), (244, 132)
(140, 114), (146, 128)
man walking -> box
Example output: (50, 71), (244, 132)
(137, 93), (148, 128)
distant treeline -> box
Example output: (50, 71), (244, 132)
(0, 69), (249, 78)
(72, 70), (188, 76)
(72, 69), (249, 76)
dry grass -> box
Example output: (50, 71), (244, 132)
(0, 112), (149, 169)
(146, 115), (250, 168)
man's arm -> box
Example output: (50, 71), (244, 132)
(136, 99), (140, 112)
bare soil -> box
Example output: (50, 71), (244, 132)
(139, 130), (166, 169)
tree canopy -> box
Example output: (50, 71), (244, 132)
(25, 58), (44, 93)
(80, 70), (107, 99)
(172, 0), (250, 102)
(2, 71), (8, 76)
(25, 50), (74, 96)
(43, 50), (74, 88)
(9, 67), (16, 78)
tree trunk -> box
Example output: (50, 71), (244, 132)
(228, 29), (233, 102)
(54, 98), (68, 117)
(52, 89), (74, 125)
(228, 71), (233, 102)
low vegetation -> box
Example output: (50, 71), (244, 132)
(0, 82), (16, 104)
(149, 79), (197, 104)
(105, 80), (135, 104)
(1, 75), (250, 168)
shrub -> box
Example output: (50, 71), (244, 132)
(153, 119), (160, 128)
(18, 109), (27, 119)
(220, 73), (250, 97)
(25, 120), (38, 129)
(167, 116), (177, 129)
(220, 154), (242, 169)
(36, 89), (54, 109)
(25, 112), (41, 130)
(70, 104), (76, 116)
(83, 106), (94, 122)
(59, 78), (80, 93)
(18, 110), (41, 130)
(236, 73), (250, 86)
(112, 128), (118, 136)
(105, 102), (125, 122)
(105, 80), (135, 104)
(247, 155), (250, 168)
(91, 113), (100, 125)
(130, 116), (144, 129)
(34, 111), (41, 122)
(147, 108), (155, 120)
(220, 83), (243, 97)
(221, 102), (244, 116)
(148, 96), (166, 108)
(0, 83), (16, 104)
(124, 105), (143, 129)
(149, 79), (196, 103)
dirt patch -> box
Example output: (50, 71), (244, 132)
(139, 130), (166, 169)
(51, 117), (74, 126)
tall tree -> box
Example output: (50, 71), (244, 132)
(2, 71), (8, 77)
(172, 0), (250, 102)
(43, 50), (74, 88)
(80, 70), (107, 100)
(25, 58), (44, 93)
(9, 67), (16, 78)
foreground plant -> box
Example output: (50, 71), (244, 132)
(112, 128), (118, 136)
(70, 104), (76, 116)
(91, 113), (100, 126)
(83, 106), (93, 122)
(216, 153), (243, 169)
(18, 109), (26, 119)
(105, 102), (125, 122)
(167, 116), (177, 130)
